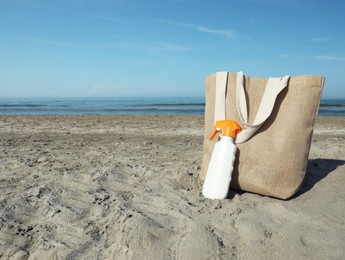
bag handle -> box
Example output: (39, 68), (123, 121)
(214, 71), (228, 124)
(214, 71), (290, 144)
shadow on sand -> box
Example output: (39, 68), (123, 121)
(292, 158), (345, 198)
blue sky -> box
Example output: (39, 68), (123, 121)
(0, 0), (344, 98)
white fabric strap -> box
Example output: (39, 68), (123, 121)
(213, 71), (290, 144)
(235, 71), (290, 143)
(214, 72), (228, 124)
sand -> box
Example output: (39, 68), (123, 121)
(0, 115), (344, 259)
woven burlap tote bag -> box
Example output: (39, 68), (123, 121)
(200, 71), (325, 199)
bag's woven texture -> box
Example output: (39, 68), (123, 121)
(200, 72), (325, 199)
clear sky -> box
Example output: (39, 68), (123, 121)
(0, 0), (344, 98)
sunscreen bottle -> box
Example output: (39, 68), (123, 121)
(202, 120), (242, 199)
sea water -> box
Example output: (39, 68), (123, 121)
(0, 97), (344, 116)
(319, 99), (345, 116)
(0, 97), (205, 115)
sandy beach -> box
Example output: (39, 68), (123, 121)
(0, 115), (344, 259)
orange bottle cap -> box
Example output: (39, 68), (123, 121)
(209, 120), (242, 140)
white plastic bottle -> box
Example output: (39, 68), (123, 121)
(202, 120), (241, 199)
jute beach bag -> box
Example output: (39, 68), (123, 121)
(200, 71), (325, 199)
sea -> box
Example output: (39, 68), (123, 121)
(0, 97), (344, 116)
